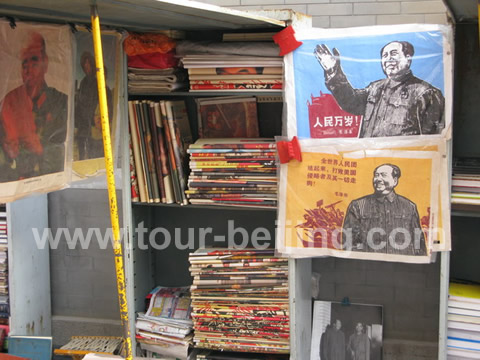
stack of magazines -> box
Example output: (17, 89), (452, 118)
(0, 205), (7, 325)
(181, 55), (282, 92)
(128, 100), (192, 204)
(136, 286), (193, 359)
(185, 139), (277, 208)
(447, 282), (480, 358)
(189, 248), (290, 354)
(452, 158), (480, 206)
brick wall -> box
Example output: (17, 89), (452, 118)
(196, 0), (448, 27)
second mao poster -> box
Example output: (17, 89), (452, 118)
(276, 138), (448, 263)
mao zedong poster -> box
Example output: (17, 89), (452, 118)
(276, 139), (441, 263)
(0, 21), (73, 202)
(284, 24), (452, 140)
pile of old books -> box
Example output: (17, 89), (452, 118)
(447, 282), (480, 358)
(180, 51), (282, 92)
(128, 99), (192, 204)
(0, 205), (8, 325)
(136, 286), (193, 359)
(185, 139), (277, 208)
(452, 158), (480, 206)
(189, 248), (290, 354)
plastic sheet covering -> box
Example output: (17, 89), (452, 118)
(276, 137), (450, 263)
(0, 20), (73, 202)
(283, 24), (452, 140)
(277, 24), (453, 264)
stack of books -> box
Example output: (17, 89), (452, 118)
(0, 205), (7, 325)
(128, 100), (192, 204)
(452, 158), (480, 206)
(447, 282), (480, 358)
(128, 67), (188, 94)
(181, 56), (283, 92)
(189, 248), (290, 354)
(185, 139), (277, 208)
(136, 286), (193, 359)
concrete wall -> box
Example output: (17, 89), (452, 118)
(48, 189), (122, 347)
(197, 0), (449, 27)
(312, 257), (441, 358)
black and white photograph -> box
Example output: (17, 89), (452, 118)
(311, 301), (383, 360)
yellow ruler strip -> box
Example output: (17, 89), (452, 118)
(90, 4), (133, 360)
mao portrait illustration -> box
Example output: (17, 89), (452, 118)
(341, 163), (427, 256)
(0, 22), (72, 183)
(288, 26), (448, 139)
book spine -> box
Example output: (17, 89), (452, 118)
(140, 101), (161, 203)
(148, 103), (166, 203)
(190, 79), (283, 85)
(160, 101), (182, 204)
(165, 100), (188, 205)
(128, 135), (140, 202)
(153, 102), (175, 204)
(128, 101), (148, 203)
(190, 83), (282, 90)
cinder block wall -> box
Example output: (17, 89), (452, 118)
(197, 0), (448, 27)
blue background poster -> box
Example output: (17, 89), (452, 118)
(292, 30), (445, 138)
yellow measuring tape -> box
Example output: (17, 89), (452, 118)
(90, 4), (133, 360)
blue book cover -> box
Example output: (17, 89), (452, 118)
(8, 336), (52, 360)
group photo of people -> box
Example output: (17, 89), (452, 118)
(311, 301), (383, 360)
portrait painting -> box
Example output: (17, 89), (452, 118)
(284, 24), (452, 140)
(311, 301), (383, 360)
(276, 138), (443, 263)
(72, 28), (121, 179)
(0, 20), (73, 201)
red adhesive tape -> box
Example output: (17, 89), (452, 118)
(277, 136), (302, 164)
(272, 26), (303, 56)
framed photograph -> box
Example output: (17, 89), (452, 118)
(284, 24), (452, 140)
(0, 20), (73, 201)
(311, 300), (383, 360)
(197, 96), (259, 138)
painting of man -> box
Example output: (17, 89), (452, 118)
(0, 31), (68, 179)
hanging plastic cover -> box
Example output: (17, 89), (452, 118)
(276, 137), (449, 263)
(283, 24), (452, 140)
(0, 20), (74, 202)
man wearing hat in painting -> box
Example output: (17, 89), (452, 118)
(0, 31), (67, 179)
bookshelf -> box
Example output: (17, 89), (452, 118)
(0, 1), (465, 358)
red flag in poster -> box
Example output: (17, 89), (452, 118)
(308, 93), (362, 138)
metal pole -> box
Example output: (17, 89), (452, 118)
(90, 4), (133, 359)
